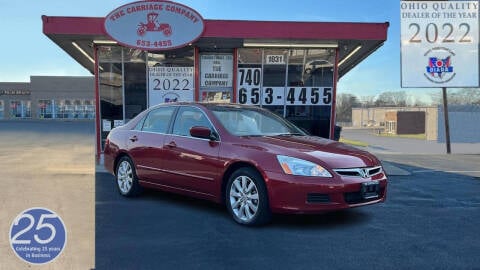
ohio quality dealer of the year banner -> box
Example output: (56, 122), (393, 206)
(400, 1), (479, 87)
(148, 66), (194, 106)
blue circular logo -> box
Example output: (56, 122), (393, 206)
(9, 207), (67, 265)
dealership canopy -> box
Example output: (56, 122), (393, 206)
(42, 16), (388, 78)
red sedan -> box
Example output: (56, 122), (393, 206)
(104, 103), (387, 226)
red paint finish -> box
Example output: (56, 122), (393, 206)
(232, 48), (238, 103)
(94, 45), (101, 161)
(330, 48), (340, 140)
(104, 103), (387, 214)
(203, 20), (388, 40)
(42, 15), (388, 41)
(194, 47), (200, 101)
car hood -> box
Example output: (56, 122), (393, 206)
(248, 135), (380, 169)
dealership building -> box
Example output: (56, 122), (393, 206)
(0, 76), (94, 120)
(41, 1), (388, 158)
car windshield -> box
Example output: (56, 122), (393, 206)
(210, 105), (306, 137)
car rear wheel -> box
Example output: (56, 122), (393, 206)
(116, 156), (141, 197)
(226, 167), (271, 226)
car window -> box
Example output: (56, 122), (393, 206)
(141, 107), (175, 133)
(133, 116), (146, 131)
(172, 107), (212, 137)
(211, 106), (305, 136)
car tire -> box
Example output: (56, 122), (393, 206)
(115, 156), (142, 197)
(226, 167), (271, 226)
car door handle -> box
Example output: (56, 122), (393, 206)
(166, 141), (177, 148)
(129, 136), (138, 142)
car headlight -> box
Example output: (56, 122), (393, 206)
(276, 155), (332, 177)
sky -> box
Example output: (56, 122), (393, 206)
(0, 0), (437, 102)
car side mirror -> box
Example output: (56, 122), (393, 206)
(190, 126), (218, 141)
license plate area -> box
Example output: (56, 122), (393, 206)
(361, 180), (380, 199)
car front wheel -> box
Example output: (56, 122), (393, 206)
(116, 156), (141, 197)
(226, 167), (271, 226)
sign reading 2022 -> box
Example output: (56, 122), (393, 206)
(237, 68), (332, 106)
(152, 78), (190, 91)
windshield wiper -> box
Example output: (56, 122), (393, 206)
(239, 134), (264, 137)
(273, 133), (305, 137)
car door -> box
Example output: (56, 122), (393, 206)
(161, 106), (222, 195)
(127, 106), (176, 183)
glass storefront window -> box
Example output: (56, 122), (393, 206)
(148, 47), (195, 106)
(13, 101), (21, 118)
(73, 99), (83, 118)
(98, 46), (122, 63)
(38, 99), (54, 119)
(65, 100), (75, 118)
(23, 101), (31, 118)
(236, 48), (335, 138)
(99, 46), (123, 149)
(11, 100), (31, 118)
(84, 100), (95, 119)
(285, 49), (335, 138)
(0, 100), (4, 119)
(237, 48), (263, 107)
(54, 100), (65, 118)
(125, 51), (147, 121)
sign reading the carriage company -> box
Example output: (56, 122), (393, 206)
(104, 1), (204, 51)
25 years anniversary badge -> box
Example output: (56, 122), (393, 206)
(9, 207), (67, 264)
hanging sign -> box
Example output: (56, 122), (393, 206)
(104, 1), (204, 51)
(200, 54), (233, 88)
(400, 1), (479, 87)
(148, 66), (194, 106)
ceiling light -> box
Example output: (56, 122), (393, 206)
(338, 45), (362, 67)
(93, 40), (118, 45)
(72, 42), (95, 64)
(243, 42), (338, 48)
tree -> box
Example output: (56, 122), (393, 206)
(429, 88), (480, 105)
(359, 95), (376, 107)
(336, 93), (360, 122)
(374, 91), (407, 107)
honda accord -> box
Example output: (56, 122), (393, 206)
(104, 103), (387, 226)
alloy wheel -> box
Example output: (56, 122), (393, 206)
(229, 175), (260, 222)
(117, 160), (133, 194)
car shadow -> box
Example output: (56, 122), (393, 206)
(270, 209), (372, 228)
(141, 188), (226, 214)
(134, 185), (373, 228)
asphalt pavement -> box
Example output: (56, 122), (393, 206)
(95, 162), (480, 270)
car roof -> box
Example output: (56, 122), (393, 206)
(149, 102), (260, 111)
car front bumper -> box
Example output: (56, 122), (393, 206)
(263, 170), (387, 214)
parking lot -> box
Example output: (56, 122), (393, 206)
(2, 120), (479, 270)
(96, 151), (480, 269)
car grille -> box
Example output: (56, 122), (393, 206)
(307, 193), (331, 203)
(333, 166), (383, 178)
(344, 187), (385, 204)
